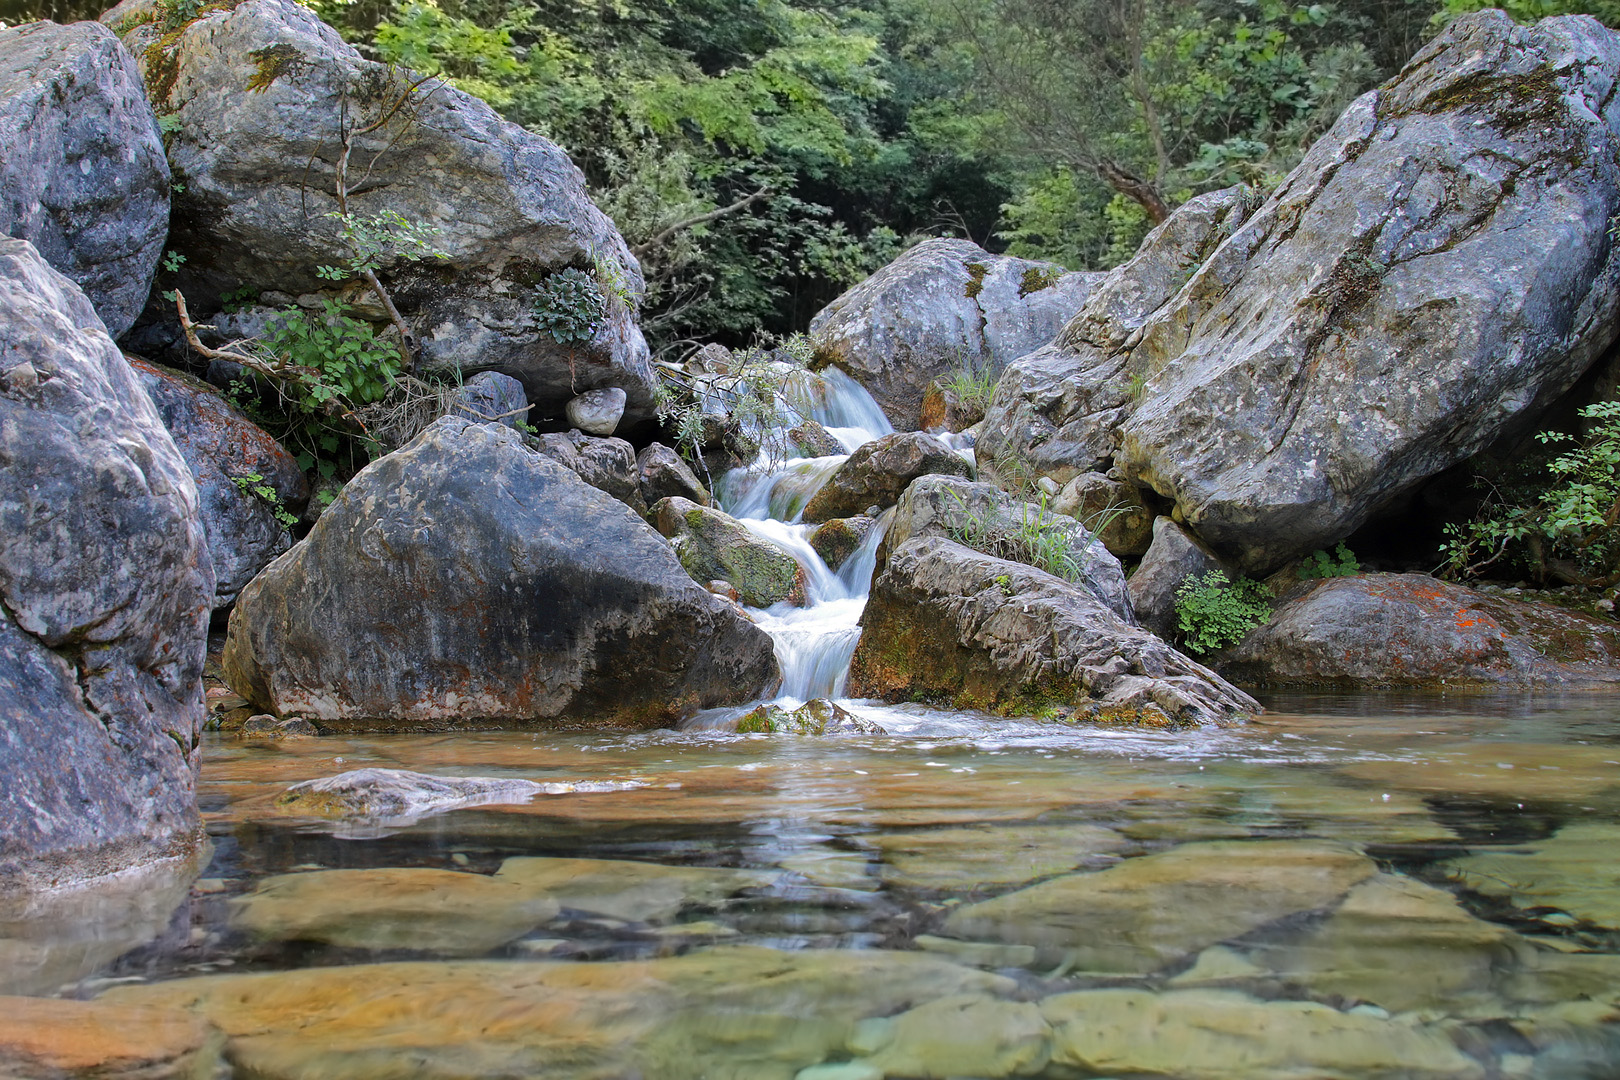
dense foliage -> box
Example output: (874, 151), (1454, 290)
(1174, 569), (1273, 654)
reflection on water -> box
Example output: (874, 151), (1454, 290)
(5, 696), (1620, 1078)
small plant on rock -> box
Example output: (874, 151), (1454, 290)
(1299, 542), (1360, 579)
(1174, 570), (1272, 654)
(230, 472), (298, 529)
(944, 355), (999, 415)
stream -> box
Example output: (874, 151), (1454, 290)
(4, 373), (1620, 1078)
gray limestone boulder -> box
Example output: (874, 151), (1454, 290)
(848, 536), (1257, 726)
(800, 431), (973, 523)
(1218, 573), (1620, 689)
(636, 442), (710, 508)
(1129, 517), (1229, 640)
(1049, 472), (1154, 558)
(448, 371), (529, 429)
(0, 21), (169, 339)
(532, 429), (646, 516)
(115, 0), (654, 422)
(129, 358), (306, 608)
(885, 475), (1132, 623)
(566, 387), (626, 436)
(810, 238), (1101, 430)
(652, 496), (805, 608)
(0, 239), (213, 894)
(223, 416), (779, 729)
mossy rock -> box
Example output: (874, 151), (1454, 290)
(652, 497), (806, 608)
(735, 699), (886, 735)
(809, 515), (876, 571)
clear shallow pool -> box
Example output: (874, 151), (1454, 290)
(6, 692), (1619, 1079)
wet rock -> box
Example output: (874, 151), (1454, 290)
(115, 0), (653, 422)
(737, 699), (886, 735)
(1041, 988), (1485, 1080)
(852, 536), (1256, 725)
(448, 370), (528, 429)
(100, 948), (1018, 1080)
(0, 239), (213, 894)
(0, 995), (220, 1079)
(852, 994), (1052, 1078)
(810, 238), (1100, 429)
(1128, 517), (1229, 640)
(0, 21), (168, 339)
(1450, 823), (1620, 929)
(566, 386), (627, 435)
(494, 856), (777, 922)
(278, 768), (546, 819)
(653, 496), (806, 607)
(874, 823), (1125, 891)
(230, 866), (563, 955)
(1337, 741), (1620, 803)
(637, 442), (710, 507)
(531, 427), (647, 515)
(801, 431), (973, 523)
(942, 840), (1376, 971)
(911, 936), (1039, 971)
(885, 474), (1131, 621)
(1049, 471), (1153, 558)
(789, 418), (845, 457)
(809, 515), (876, 572)
(238, 715), (317, 738)
(129, 358), (306, 608)
(224, 417), (780, 729)
(1219, 574), (1620, 688)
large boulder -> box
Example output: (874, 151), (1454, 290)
(800, 431), (972, 523)
(0, 21), (169, 340)
(114, 0), (654, 423)
(223, 416), (779, 729)
(810, 238), (1100, 430)
(129, 358), (307, 608)
(986, 13), (1620, 573)
(1218, 573), (1620, 688)
(848, 536), (1258, 725)
(532, 429), (646, 515)
(0, 239), (213, 893)
(652, 497), (805, 608)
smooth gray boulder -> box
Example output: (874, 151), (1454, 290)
(636, 442), (709, 508)
(532, 429), (646, 516)
(885, 475), (1132, 623)
(224, 416), (778, 729)
(848, 536), (1257, 726)
(566, 387), (626, 436)
(0, 239), (213, 893)
(800, 431), (973, 523)
(130, 358), (306, 608)
(810, 238), (1100, 430)
(0, 21), (168, 339)
(1129, 517), (1228, 640)
(652, 496), (805, 607)
(116, 0), (654, 422)
(1219, 573), (1620, 688)
(449, 370), (529, 429)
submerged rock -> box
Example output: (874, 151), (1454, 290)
(277, 768), (562, 820)
(0, 239), (213, 894)
(874, 822), (1126, 891)
(492, 856), (778, 923)
(224, 416), (780, 730)
(852, 994), (1052, 1079)
(851, 537), (1256, 725)
(0, 995), (220, 1079)
(810, 238), (1099, 430)
(800, 431), (972, 523)
(1218, 573), (1620, 688)
(0, 21), (168, 339)
(736, 699), (886, 735)
(653, 496), (806, 607)
(1449, 823), (1620, 930)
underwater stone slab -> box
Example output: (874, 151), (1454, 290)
(1449, 823), (1620, 929)
(491, 856), (778, 923)
(0, 995), (220, 1079)
(873, 823), (1126, 891)
(851, 994), (1052, 1078)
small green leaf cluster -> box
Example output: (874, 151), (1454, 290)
(261, 299), (403, 407)
(533, 267), (606, 345)
(944, 356), (998, 414)
(230, 472), (298, 529)
(1174, 570), (1272, 654)
(1299, 542), (1359, 579)
(316, 210), (447, 281)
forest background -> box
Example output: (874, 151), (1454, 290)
(2, 0), (1617, 356)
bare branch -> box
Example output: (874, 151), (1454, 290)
(632, 186), (770, 262)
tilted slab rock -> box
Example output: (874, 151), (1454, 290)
(1219, 573), (1620, 688)
(0, 21), (168, 339)
(800, 430), (972, 523)
(810, 237), (1100, 430)
(114, 0), (654, 421)
(224, 416), (780, 729)
(532, 428), (646, 515)
(0, 239), (213, 894)
(848, 536), (1257, 725)
(129, 358), (305, 608)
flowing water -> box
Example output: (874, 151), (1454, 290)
(5, 373), (1620, 1078)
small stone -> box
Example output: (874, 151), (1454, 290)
(566, 387), (627, 435)
(450, 853), (470, 867)
(1036, 475), (1061, 496)
(795, 1063), (883, 1080)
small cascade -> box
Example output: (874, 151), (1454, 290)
(713, 369), (899, 705)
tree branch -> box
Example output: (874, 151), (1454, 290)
(632, 186), (770, 262)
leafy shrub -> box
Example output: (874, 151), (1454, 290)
(1174, 570), (1271, 654)
(653, 334), (813, 478)
(1299, 542), (1360, 579)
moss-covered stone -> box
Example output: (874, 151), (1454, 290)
(652, 496), (806, 608)
(809, 515), (875, 571)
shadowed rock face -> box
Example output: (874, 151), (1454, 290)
(800, 431), (973, 523)
(224, 416), (780, 730)
(112, 0), (653, 422)
(1218, 573), (1620, 688)
(982, 13), (1620, 572)
(0, 239), (213, 894)
(0, 21), (168, 339)
(810, 238), (1101, 430)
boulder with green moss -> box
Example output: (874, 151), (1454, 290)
(652, 497), (806, 608)
(736, 699), (886, 734)
(808, 515), (877, 571)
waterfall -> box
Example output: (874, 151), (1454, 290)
(715, 369), (897, 704)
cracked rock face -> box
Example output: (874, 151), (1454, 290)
(113, 0), (654, 423)
(224, 416), (781, 730)
(809, 238), (1100, 431)
(0, 239), (213, 894)
(983, 12), (1620, 572)
(0, 21), (169, 339)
